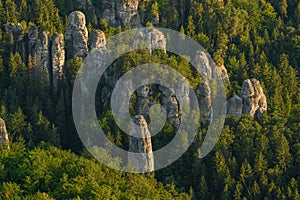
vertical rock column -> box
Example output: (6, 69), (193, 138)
(128, 115), (154, 173)
(65, 11), (89, 59)
(51, 33), (65, 87)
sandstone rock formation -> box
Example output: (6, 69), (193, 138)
(28, 27), (51, 84)
(89, 29), (106, 49)
(133, 28), (167, 55)
(193, 50), (229, 83)
(226, 95), (243, 119)
(135, 85), (150, 117)
(240, 78), (267, 118)
(197, 82), (212, 124)
(52, 33), (65, 87)
(128, 115), (154, 173)
(117, 0), (141, 27)
(65, 11), (89, 59)
(0, 118), (9, 149)
(159, 86), (180, 128)
(94, 0), (141, 27)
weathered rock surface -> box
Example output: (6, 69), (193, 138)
(135, 85), (150, 117)
(78, 0), (95, 14)
(240, 78), (267, 118)
(133, 28), (167, 55)
(65, 11), (89, 59)
(197, 82), (212, 124)
(94, 0), (141, 27)
(0, 118), (9, 149)
(52, 33), (65, 87)
(193, 50), (230, 83)
(159, 86), (180, 128)
(28, 27), (50, 84)
(89, 29), (106, 49)
(226, 95), (243, 119)
(128, 115), (154, 173)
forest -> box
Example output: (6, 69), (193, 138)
(0, 0), (299, 199)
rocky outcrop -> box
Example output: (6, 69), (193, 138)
(28, 27), (50, 84)
(240, 79), (267, 118)
(226, 95), (243, 119)
(197, 82), (212, 124)
(133, 28), (167, 55)
(135, 85), (150, 117)
(0, 118), (9, 149)
(89, 29), (106, 49)
(193, 50), (229, 83)
(159, 86), (180, 128)
(128, 115), (154, 173)
(65, 11), (89, 59)
(52, 33), (65, 87)
(94, 0), (141, 27)
(78, 0), (95, 14)
(225, 79), (267, 119)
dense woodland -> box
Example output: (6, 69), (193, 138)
(0, 0), (299, 199)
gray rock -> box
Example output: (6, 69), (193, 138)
(28, 27), (39, 56)
(128, 115), (154, 173)
(94, 0), (141, 27)
(89, 29), (106, 49)
(133, 27), (167, 55)
(240, 78), (267, 118)
(51, 33), (65, 87)
(193, 50), (230, 83)
(28, 28), (50, 84)
(65, 11), (89, 59)
(78, 0), (95, 14)
(226, 95), (243, 119)
(135, 85), (150, 117)
(116, 0), (141, 27)
(197, 82), (212, 124)
(0, 118), (9, 149)
(158, 86), (180, 128)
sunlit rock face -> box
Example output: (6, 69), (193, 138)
(89, 29), (106, 49)
(0, 118), (9, 149)
(128, 115), (154, 173)
(52, 33), (65, 87)
(133, 28), (167, 55)
(240, 78), (267, 118)
(65, 11), (89, 59)
(193, 50), (230, 83)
